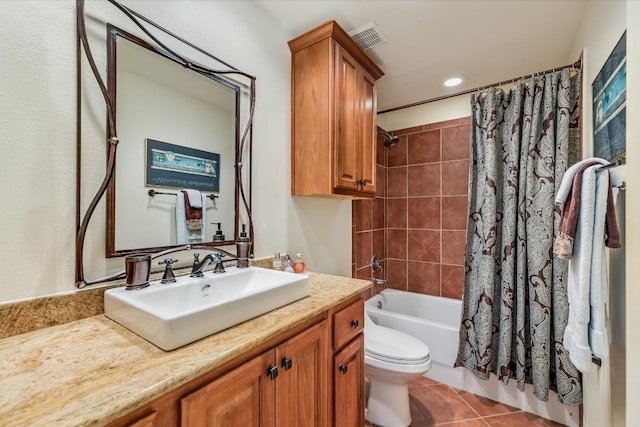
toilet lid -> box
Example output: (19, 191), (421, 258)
(365, 324), (431, 365)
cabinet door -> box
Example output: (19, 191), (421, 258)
(334, 334), (364, 427)
(359, 69), (377, 195)
(275, 321), (328, 427)
(333, 44), (360, 192)
(124, 412), (156, 427)
(181, 351), (276, 427)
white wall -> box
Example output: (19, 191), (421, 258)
(567, 1), (627, 426)
(0, 0), (351, 302)
(377, 95), (470, 131)
(626, 2), (639, 426)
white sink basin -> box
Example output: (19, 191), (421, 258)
(104, 266), (309, 350)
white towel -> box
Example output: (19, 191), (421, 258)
(562, 164), (611, 372)
(176, 192), (207, 245)
(563, 166), (596, 372)
(555, 158), (608, 206)
(589, 168), (610, 359)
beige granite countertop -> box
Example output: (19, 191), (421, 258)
(0, 271), (370, 427)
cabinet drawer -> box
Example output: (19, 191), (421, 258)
(333, 300), (364, 349)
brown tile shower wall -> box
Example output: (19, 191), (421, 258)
(353, 118), (470, 300)
(352, 132), (387, 283)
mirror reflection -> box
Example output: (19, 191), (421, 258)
(76, 0), (255, 288)
(106, 26), (240, 256)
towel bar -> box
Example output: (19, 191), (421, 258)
(596, 155), (625, 172)
(148, 189), (218, 201)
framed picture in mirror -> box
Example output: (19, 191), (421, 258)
(145, 138), (220, 192)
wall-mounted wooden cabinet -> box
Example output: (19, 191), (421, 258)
(289, 21), (384, 198)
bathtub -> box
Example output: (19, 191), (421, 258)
(366, 290), (579, 427)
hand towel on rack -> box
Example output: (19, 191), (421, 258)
(554, 158), (608, 259)
(604, 183), (621, 248)
(182, 189), (203, 231)
(176, 191), (208, 245)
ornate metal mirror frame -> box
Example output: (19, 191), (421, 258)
(75, 0), (256, 288)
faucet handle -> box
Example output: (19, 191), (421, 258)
(159, 258), (178, 284)
(193, 253), (200, 263)
(213, 253), (226, 274)
(371, 255), (382, 273)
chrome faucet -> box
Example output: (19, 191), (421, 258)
(190, 250), (235, 277)
(370, 255), (388, 288)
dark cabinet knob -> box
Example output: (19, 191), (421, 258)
(351, 319), (359, 328)
(281, 357), (293, 371)
(339, 363), (348, 374)
(266, 365), (279, 380)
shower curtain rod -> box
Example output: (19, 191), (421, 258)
(379, 59), (582, 114)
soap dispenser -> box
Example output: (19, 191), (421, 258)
(212, 222), (225, 242)
(236, 224), (250, 268)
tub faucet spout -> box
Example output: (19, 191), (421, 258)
(371, 277), (388, 288)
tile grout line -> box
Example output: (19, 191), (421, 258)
(448, 385), (485, 420)
(433, 415), (487, 426)
(439, 126), (443, 297)
(481, 410), (526, 420)
(405, 141), (409, 291)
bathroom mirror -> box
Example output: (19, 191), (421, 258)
(106, 25), (240, 256)
(75, 0), (255, 287)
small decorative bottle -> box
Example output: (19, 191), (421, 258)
(284, 255), (295, 273)
(272, 252), (282, 270)
(293, 253), (306, 273)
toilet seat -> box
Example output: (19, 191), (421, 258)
(365, 321), (431, 365)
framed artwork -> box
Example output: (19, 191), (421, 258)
(592, 31), (626, 161)
(145, 138), (220, 192)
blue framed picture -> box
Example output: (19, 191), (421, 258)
(592, 31), (626, 161)
(145, 139), (220, 192)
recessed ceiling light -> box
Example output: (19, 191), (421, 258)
(444, 76), (464, 87)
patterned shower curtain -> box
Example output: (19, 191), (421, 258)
(454, 68), (582, 406)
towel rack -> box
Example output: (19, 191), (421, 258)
(148, 189), (219, 201)
(595, 156), (626, 191)
(596, 155), (625, 172)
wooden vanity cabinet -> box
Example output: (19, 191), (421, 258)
(181, 351), (276, 427)
(334, 335), (365, 427)
(289, 21), (384, 198)
(182, 321), (328, 427)
(331, 299), (365, 427)
(107, 291), (368, 427)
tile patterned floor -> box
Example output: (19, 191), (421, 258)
(365, 376), (567, 427)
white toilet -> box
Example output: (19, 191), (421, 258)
(364, 310), (432, 427)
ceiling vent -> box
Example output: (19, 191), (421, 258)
(348, 22), (388, 51)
